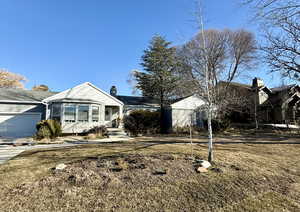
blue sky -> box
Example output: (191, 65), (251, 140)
(0, 0), (282, 95)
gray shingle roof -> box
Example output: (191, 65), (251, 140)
(116, 95), (159, 106)
(270, 85), (295, 93)
(0, 88), (56, 102)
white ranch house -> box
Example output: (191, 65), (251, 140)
(0, 82), (206, 138)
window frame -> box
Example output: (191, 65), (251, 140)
(63, 104), (77, 123)
(77, 105), (90, 122)
(92, 105), (100, 122)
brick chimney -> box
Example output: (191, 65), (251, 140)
(252, 77), (264, 88)
(110, 86), (117, 96)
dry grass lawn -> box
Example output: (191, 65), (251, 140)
(0, 136), (300, 212)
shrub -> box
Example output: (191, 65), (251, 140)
(87, 125), (108, 138)
(173, 125), (204, 135)
(36, 125), (51, 139)
(36, 119), (62, 140)
(123, 110), (160, 136)
(203, 119), (230, 132)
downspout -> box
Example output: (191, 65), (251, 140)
(42, 101), (50, 120)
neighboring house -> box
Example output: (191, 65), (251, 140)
(225, 78), (300, 124)
(255, 81), (300, 124)
(0, 82), (207, 138)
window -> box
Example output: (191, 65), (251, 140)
(51, 104), (61, 122)
(78, 105), (89, 122)
(64, 105), (76, 122)
(92, 106), (99, 122)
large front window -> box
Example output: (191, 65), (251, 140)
(64, 105), (76, 122)
(78, 105), (89, 122)
(61, 104), (103, 123)
(92, 106), (99, 122)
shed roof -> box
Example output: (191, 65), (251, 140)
(0, 88), (56, 103)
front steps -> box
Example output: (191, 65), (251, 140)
(107, 128), (130, 139)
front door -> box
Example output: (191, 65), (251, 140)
(105, 106), (120, 128)
(105, 107), (112, 127)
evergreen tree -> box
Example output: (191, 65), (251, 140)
(134, 35), (179, 132)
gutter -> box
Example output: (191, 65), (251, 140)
(0, 100), (42, 104)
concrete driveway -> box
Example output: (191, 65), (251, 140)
(0, 143), (77, 165)
(0, 135), (132, 165)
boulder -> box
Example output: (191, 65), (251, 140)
(196, 167), (208, 173)
(153, 168), (167, 175)
(198, 160), (211, 168)
(56, 163), (67, 171)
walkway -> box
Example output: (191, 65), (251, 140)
(0, 135), (132, 165)
(0, 143), (77, 165)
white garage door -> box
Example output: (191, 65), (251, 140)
(0, 113), (41, 138)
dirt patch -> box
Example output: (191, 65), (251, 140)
(2, 152), (299, 212)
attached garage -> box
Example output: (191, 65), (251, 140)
(0, 113), (42, 138)
(0, 88), (56, 138)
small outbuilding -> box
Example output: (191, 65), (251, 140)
(170, 95), (207, 128)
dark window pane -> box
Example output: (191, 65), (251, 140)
(92, 106), (99, 122)
(78, 105), (89, 122)
(64, 105), (76, 122)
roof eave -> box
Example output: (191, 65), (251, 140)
(0, 100), (42, 104)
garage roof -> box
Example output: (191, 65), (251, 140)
(0, 88), (56, 103)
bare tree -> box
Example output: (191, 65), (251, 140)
(32, 84), (50, 91)
(243, 0), (300, 79)
(178, 29), (257, 114)
(177, 28), (257, 162)
(0, 69), (27, 89)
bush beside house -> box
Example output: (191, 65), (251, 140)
(203, 119), (230, 132)
(123, 110), (160, 136)
(36, 120), (62, 140)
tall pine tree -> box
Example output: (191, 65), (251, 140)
(134, 35), (179, 132)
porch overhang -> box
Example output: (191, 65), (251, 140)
(46, 98), (104, 105)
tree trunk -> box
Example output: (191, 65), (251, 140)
(207, 106), (213, 163)
(160, 105), (165, 134)
(254, 88), (259, 129)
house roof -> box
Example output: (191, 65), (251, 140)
(218, 81), (252, 90)
(43, 82), (124, 106)
(270, 85), (296, 93)
(116, 95), (160, 106)
(0, 88), (56, 103)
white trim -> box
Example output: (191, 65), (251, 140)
(47, 99), (104, 104)
(0, 100), (42, 104)
(0, 112), (42, 115)
(86, 82), (124, 105)
(42, 82), (124, 106)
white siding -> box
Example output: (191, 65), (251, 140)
(171, 95), (205, 110)
(44, 82), (123, 107)
(171, 95), (206, 128)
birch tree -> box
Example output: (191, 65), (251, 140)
(177, 28), (257, 162)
